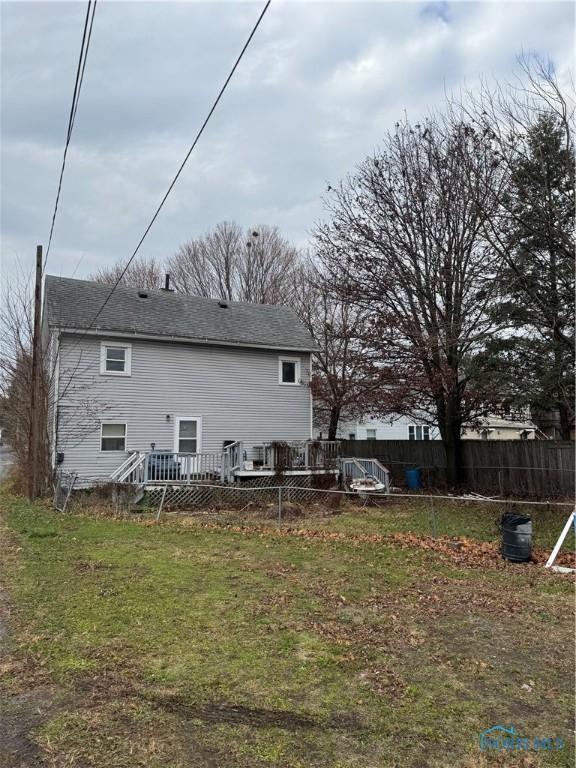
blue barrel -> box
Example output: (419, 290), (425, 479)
(405, 467), (422, 490)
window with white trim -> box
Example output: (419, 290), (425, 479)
(101, 423), (126, 451)
(366, 428), (377, 440)
(408, 425), (430, 441)
(178, 420), (198, 453)
(278, 356), (300, 385)
(100, 342), (132, 376)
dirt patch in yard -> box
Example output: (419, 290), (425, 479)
(0, 686), (62, 768)
(154, 696), (363, 731)
(0, 587), (63, 768)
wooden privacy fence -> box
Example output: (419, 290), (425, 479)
(340, 440), (575, 498)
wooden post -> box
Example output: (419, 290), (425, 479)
(155, 483), (168, 524)
(27, 245), (43, 500)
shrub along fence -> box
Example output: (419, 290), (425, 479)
(340, 439), (575, 498)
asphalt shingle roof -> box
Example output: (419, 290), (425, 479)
(44, 276), (317, 351)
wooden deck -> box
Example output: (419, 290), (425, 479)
(109, 440), (341, 485)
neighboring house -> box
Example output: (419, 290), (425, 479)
(318, 412), (540, 442)
(43, 276), (337, 483)
(461, 414), (538, 441)
(317, 415), (440, 441)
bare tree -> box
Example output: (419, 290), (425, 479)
(292, 260), (384, 440)
(316, 114), (506, 486)
(167, 221), (240, 298)
(167, 222), (301, 304)
(1, 268), (119, 494)
(90, 256), (164, 289)
(0, 269), (50, 492)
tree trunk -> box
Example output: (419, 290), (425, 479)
(558, 401), (573, 440)
(441, 397), (465, 489)
(327, 406), (341, 441)
(444, 431), (464, 489)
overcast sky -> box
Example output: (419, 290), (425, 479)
(1, 0), (574, 287)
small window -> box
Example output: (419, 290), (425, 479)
(408, 425), (430, 441)
(366, 428), (376, 440)
(101, 423), (126, 451)
(178, 420), (198, 453)
(100, 342), (131, 376)
(279, 356), (300, 385)
(348, 433), (355, 440)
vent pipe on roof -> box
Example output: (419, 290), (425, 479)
(162, 274), (174, 292)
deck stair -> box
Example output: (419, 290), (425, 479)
(341, 457), (390, 493)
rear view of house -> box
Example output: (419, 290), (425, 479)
(43, 276), (339, 484)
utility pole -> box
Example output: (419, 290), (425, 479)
(27, 244), (43, 500)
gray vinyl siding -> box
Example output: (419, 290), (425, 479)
(55, 333), (312, 479)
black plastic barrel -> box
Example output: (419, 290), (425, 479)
(501, 513), (532, 563)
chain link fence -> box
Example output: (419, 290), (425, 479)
(53, 476), (574, 565)
(53, 471), (77, 512)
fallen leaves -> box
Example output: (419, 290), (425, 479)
(176, 520), (575, 574)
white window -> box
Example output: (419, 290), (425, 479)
(366, 428), (377, 440)
(101, 423), (126, 452)
(278, 356), (300, 385)
(408, 425), (430, 441)
(100, 342), (132, 376)
(176, 418), (200, 453)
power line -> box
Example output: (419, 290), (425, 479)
(78, 0), (271, 334)
(70, 1), (97, 135)
(44, 0), (98, 272)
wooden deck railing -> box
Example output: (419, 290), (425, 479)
(260, 440), (340, 471)
(110, 441), (341, 485)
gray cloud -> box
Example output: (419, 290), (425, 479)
(1, 1), (574, 284)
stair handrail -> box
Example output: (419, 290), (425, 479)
(222, 441), (243, 481)
(341, 457), (391, 492)
(114, 452), (146, 483)
(110, 451), (140, 481)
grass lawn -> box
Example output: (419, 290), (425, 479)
(0, 490), (573, 768)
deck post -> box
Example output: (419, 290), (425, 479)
(143, 453), (149, 484)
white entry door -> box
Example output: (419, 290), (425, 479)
(174, 417), (202, 477)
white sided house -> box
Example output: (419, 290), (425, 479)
(318, 415), (440, 442)
(319, 414), (539, 442)
(43, 276), (345, 486)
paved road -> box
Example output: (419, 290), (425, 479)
(0, 445), (15, 482)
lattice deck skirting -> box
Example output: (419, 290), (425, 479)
(142, 473), (341, 510)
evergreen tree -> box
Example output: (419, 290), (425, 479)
(490, 114), (575, 437)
